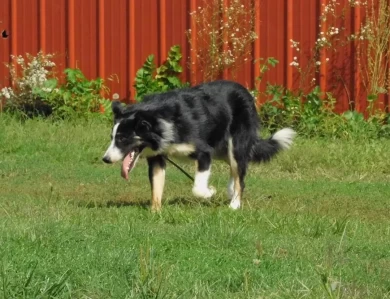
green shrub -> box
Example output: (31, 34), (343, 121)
(134, 45), (188, 101)
(251, 56), (390, 139)
(33, 68), (112, 120)
(1, 52), (56, 117)
(0, 52), (112, 120)
(258, 84), (390, 139)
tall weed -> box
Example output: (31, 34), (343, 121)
(186, 0), (257, 81)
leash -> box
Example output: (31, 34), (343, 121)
(166, 157), (194, 182)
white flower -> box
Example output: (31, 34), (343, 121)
(316, 61), (321, 65)
(1, 87), (14, 99)
(16, 57), (25, 64)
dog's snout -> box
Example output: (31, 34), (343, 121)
(102, 156), (112, 164)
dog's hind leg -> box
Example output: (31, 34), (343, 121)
(147, 155), (166, 212)
(227, 138), (248, 209)
(227, 170), (235, 200)
(192, 152), (216, 199)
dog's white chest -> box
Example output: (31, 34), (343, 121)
(141, 143), (195, 158)
(165, 143), (195, 156)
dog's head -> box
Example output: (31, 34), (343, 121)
(102, 101), (173, 180)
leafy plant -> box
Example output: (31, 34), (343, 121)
(0, 52), (56, 117)
(0, 52), (112, 120)
(134, 45), (188, 101)
(258, 83), (390, 139)
(252, 55), (390, 139)
(33, 68), (111, 119)
(251, 57), (279, 100)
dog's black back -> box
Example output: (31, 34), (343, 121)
(121, 80), (260, 159)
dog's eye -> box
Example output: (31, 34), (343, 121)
(117, 136), (127, 143)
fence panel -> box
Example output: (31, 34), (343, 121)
(0, 0), (388, 112)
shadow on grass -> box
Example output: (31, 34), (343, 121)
(74, 196), (229, 209)
(75, 200), (150, 209)
(166, 196), (230, 208)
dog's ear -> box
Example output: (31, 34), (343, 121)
(111, 100), (124, 117)
(134, 111), (154, 133)
(136, 119), (152, 132)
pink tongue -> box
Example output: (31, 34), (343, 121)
(121, 153), (131, 180)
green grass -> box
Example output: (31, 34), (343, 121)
(0, 114), (389, 298)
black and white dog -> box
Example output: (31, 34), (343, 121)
(102, 80), (295, 211)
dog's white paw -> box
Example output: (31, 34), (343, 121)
(192, 186), (216, 199)
(229, 199), (241, 210)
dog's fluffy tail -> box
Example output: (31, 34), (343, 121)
(250, 128), (296, 163)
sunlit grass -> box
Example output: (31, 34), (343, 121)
(0, 115), (389, 298)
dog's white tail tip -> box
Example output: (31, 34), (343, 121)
(272, 128), (296, 150)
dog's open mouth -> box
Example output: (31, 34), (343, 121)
(121, 149), (140, 180)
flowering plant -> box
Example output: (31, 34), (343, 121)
(1, 51), (111, 119)
(1, 52), (56, 114)
(288, 0), (389, 98)
(187, 0), (257, 81)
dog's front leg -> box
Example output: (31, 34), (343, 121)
(192, 152), (216, 199)
(147, 155), (166, 212)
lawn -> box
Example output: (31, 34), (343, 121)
(0, 115), (389, 298)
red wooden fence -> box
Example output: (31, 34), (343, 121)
(0, 0), (389, 112)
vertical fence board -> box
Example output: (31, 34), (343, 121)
(44, 0), (67, 71)
(0, 0), (11, 90)
(256, 0), (287, 100)
(73, 0), (98, 79)
(101, 0), (128, 99)
(161, 0), (191, 84)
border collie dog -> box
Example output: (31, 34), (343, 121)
(102, 80), (295, 211)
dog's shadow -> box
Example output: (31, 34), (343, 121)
(77, 200), (150, 209)
(167, 197), (229, 207)
(76, 196), (229, 209)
